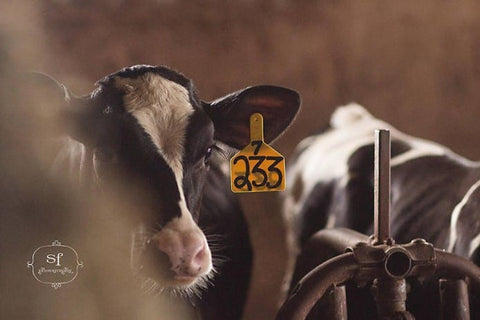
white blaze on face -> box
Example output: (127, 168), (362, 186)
(116, 73), (193, 178)
(115, 73), (212, 279)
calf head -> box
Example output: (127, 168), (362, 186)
(30, 65), (300, 293)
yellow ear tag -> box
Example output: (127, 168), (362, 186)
(230, 113), (286, 193)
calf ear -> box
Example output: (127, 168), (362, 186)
(24, 72), (96, 144)
(24, 72), (71, 115)
(204, 85), (300, 149)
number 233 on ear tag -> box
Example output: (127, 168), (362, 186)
(230, 113), (286, 193)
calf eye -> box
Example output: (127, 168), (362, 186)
(94, 147), (118, 163)
(204, 146), (214, 165)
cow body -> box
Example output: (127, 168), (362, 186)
(284, 104), (480, 318)
(32, 65), (300, 319)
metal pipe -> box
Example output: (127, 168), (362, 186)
(371, 278), (414, 320)
(384, 247), (412, 279)
(330, 285), (347, 320)
(289, 228), (368, 293)
(310, 228), (370, 255)
(276, 253), (358, 320)
(374, 129), (391, 244)
(313, 285), (348, 320)
(439, 279), (470, 320)
(434, 249), (480, 290)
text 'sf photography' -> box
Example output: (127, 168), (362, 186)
(27, 240), (83, 289)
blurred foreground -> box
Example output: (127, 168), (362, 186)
(3, 1), (480, 320)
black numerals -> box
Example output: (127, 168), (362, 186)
(233, 155), (284, 191)
(233, 156), (252, 191)
(266, 156), (283, 189)
(250, 156), (267, 187)
(251, 140), (262, 155)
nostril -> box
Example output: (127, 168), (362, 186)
(181, 242), (210, 276)
(192, 244), (206, 265)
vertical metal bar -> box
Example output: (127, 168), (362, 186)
(307, 285), (347, 320)
(439, 278), (470, 320)
(374, 129), (391, 244)
(326, 285), (348, 320)
(371, 278), (414, 319)
(320, 285), (348, 320)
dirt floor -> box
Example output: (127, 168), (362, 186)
(3, 1), (480, 319)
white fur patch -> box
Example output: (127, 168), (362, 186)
(330, 103), (373, 128)
(116, 72), (213, 280)
(116, 73), (193, 176)
(287, 104), (447, 215)
(448, 179), (480, 252)
(155, 201), (213, 274)
(115, 72), (194, 218)
(469, 233), (480, 258)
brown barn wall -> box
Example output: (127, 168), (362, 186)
(4, 1), (480, 319)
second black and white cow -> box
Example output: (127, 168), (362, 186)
(284, 104), (480, 318)
(31, 65), (300, 319)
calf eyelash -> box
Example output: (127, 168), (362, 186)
(204, 144), (225, 164)
(211, 144), (225, 156)
(210, 144), (234, 160)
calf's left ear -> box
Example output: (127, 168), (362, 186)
(23, 72), (98, 145)
(203, 85), (301, 149)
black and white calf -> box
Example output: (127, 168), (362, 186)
(284, 104), (480, 316)
(32, 65), (300, 319)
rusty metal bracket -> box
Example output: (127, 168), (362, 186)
(350, 239), (436, 284)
